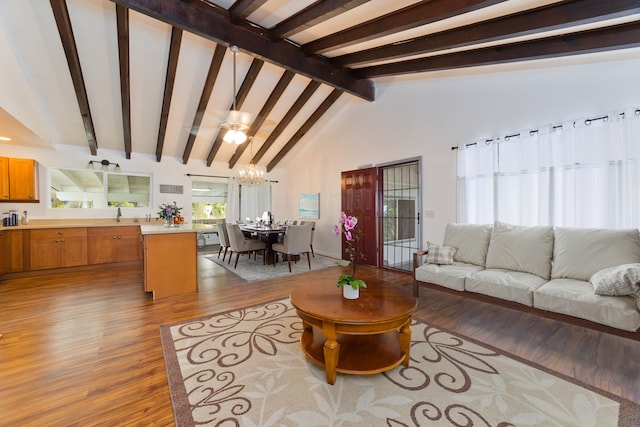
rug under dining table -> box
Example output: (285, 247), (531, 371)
(205, 253), (341, 281)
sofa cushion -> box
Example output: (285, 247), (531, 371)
(590, 263), (640, 296)
(415, 262), (483, 292)
(425, 242), (456, 265)
(484, 222), (554, 279)
(443, 223), (492, 267)
(551, 227), (640, 281)
(535, 278), (640, 332)
(465, 269), (548, 306)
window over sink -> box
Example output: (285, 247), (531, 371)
(49, 167), (151, 208)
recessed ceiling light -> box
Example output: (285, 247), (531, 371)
(0, 136), (12, 141)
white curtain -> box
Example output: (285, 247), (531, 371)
(458, 108), (640, 228)
(239, 184), (272, 222)
(226, 178), (240, 223)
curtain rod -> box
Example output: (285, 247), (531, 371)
(451, 108), (640, 151)
(186, 173), (279, 183)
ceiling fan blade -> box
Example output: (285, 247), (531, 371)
(226, 110), (252, 125)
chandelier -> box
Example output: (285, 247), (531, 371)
(223, 45), (248, 145)
(238, 163), (265, 185)
(238, 139), (266, 185)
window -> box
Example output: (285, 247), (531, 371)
(50, 168), (151, 208)
(192, 181), (227, 221)
(458, 109), (640, 228)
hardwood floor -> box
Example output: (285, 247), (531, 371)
(1, 249), (639, 425)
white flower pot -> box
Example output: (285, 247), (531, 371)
(342, 285), (359, 300)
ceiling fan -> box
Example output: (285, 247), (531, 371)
(184, 45), (275, 142)
(222, 45), (249, 145)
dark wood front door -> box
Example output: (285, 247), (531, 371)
(341, 167), (377, 267)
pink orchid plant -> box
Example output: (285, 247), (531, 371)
(333, 212), (367, 290)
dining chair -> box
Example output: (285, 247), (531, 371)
(300, 220), (316, 257)
(226, 224), (267, 269)
(271, 224), (312, 272)
(217, 221), (230, 262)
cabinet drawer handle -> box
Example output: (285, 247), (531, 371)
(61, 239), (65, 242)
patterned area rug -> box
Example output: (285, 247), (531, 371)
(205, 253), (341, 281)
(160, 299), (640, 427)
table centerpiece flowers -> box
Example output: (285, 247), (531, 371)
(333, 212), (366, 299)
(158, 201), (183, 227)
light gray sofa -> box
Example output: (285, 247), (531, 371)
(413, 222), (640, 332)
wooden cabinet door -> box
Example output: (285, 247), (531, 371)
(61, 236), (88, 267)
(0, 231), (4, 275)
(87, 228), (118, 264)
(8, 158), (38, 201)
(4, 230), (27, 272)
(0, 157), (9, 200)
(60, 228), (87, 267)
(117, 230), (142, 262)
(30, 229), (61, 270)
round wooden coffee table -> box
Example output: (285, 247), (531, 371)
(289, 279), (417, 385)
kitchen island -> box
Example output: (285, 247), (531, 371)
(140, 224), (197, 299)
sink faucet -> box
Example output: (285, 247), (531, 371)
(117, 207), (122, 223)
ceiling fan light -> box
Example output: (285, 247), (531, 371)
(223, 129), (236, 143)
(234, 131), (247, 144)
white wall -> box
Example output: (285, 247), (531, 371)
(279, 54), (640, 259)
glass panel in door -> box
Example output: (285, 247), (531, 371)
(382, 161), (420, 272)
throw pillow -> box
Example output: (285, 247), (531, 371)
(589, 263), (640, 296)
(426, 242), (456, 265)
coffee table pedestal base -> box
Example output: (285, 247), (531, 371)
(300, 320), (411, 385)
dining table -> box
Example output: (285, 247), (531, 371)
(239, 224), (287, 265)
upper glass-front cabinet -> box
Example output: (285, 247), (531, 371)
(50, 168), (151, 208)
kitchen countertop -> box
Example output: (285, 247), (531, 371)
(140, 224), (197, 235)
(0, 218), (154, 230)
(1, 219), (219, 233)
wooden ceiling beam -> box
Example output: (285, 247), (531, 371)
(116, 5), (132, 159)
(252, 80), (321, 165)
(155, 26), (182, 162)
(354, 21), (640, 78)
(228, 70), (296, 168)
(271, 0), (371, 40)
(267, 89), (342, 172)
(205, 58), (265, 166)
(303, 0), (506, 54)
(108, 0), (374, 101)
(49, 0), (98, 155)
(335, 0), (640, 67)
(229, 0), (268, 21)
(182, 44), (227, 165)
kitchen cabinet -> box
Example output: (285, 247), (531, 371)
(142, 230), (197, 299)
(0, 230), (4, 276)
(0, 157), (39, 202)
(29, 228), (87, 270)
(2, 229), (29, 273)
(0, 158), (8, 201)
(88, 226), (142, 264)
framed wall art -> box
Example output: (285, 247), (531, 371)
(299, 193), (319, 219)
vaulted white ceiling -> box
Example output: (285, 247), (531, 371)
(1, 0), (638, 171)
